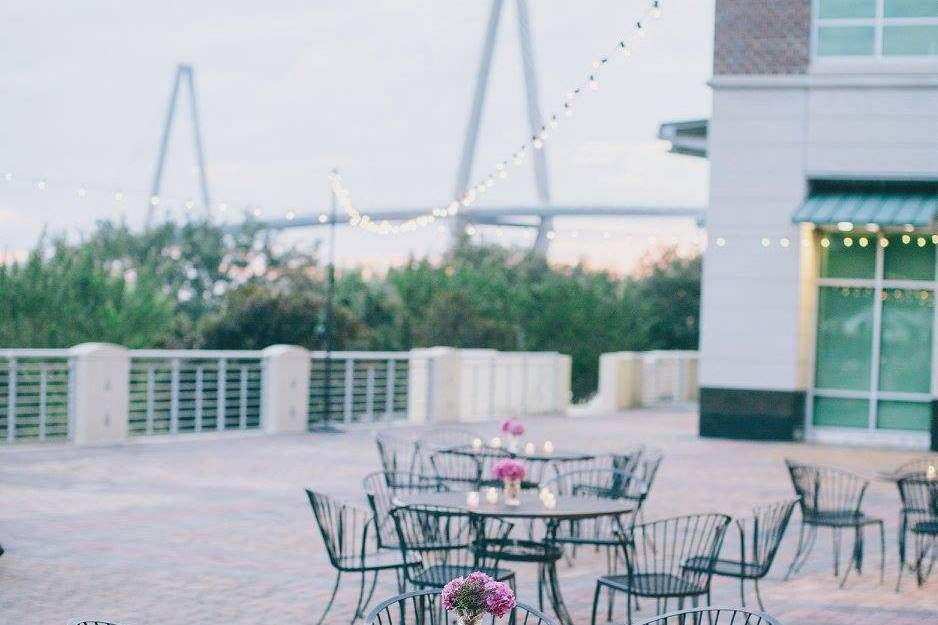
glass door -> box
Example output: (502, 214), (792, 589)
(811, 231), (935, 439)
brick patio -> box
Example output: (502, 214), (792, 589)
(1, 408), (935, 625)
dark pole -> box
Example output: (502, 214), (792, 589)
(322, 169), (338, 427)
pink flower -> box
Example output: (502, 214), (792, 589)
(440, 572), (515, 619)
(483, 580), (516, 618)
(500, 419), (525, 436)
(441, 576), (463, 611)
(492, 459), (526, 482)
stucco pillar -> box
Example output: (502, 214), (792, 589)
(408, 347), (461, 424)
(261, 345), (310, 434)
(69, 343), (130, 445)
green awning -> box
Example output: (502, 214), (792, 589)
(793, 180), (938, 228)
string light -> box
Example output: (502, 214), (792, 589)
(36, 179), (46, 191)
(77, 185), (87, 198)
(327, 0), (666, 235)
(3, 172), (12, 182)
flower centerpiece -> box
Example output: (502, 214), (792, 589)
(492, 458), (526, 505)
(500, 418), (525, 452)
(441, 571), (516, 625)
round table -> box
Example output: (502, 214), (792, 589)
(442, 444), (595, 464)
(397, 491), (634, 625)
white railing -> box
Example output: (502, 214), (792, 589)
(0, 344), (573, 444)
(0, 349), (74, 443)
(589, 350), (699, 413)
(308, 351), (410, 424)
(641, 350), (699, 405)
(128, 350), (263, 435)
(458, 350), (564, 420)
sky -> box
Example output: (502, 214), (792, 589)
(0, 0), (713, 274)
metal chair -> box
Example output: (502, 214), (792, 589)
(67, 621), (125, 625)
(784, 460), (885, 587)
(416, 426), (478, 459)
(365, 588), (557, 625)
(890, 455), (938, 479)
(632, 606), (782, 625)
(363, 470), (448, 551)
(376, 431), (420, 475)
(430, 450), (483, 491)
(684, 498), (798, 610)
(390, 504), (516, 590)
(548, 446), (644, 480)
(592, 513), (732, 625)
(896, 476), (938, 589)
(306, 489), (417, 625)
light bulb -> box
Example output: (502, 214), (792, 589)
(715, 237), (726, 247)
(592, 59), (601, 69)
(149, 194), (159, 206)
(318, 214), (328, 223)
(539, 129), (549, 140)
(251, 208), (262, 217)
(564, 104), (573, 117)
(546, 230), (556, 240)
(498, 170), (507, 179)
(533, 138), (544, 149)
(780, 238), (790, 247)
(37, 179), (47, 190)
(217, 202), (228, 212)
(549, 117), (559, 129)
(650, 2), (661, 18)
(286, 210), (295, 220)
(114, 191), (124, 201)
(3, 172), (12, 182)
(636, 21), (646, 37)
(184, 199), (195, 210)
(761, 238), (770, 247)
(77, 186), (87, 197)
(589, 76), (599, 90)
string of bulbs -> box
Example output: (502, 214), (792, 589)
(329, 0), (664, 235)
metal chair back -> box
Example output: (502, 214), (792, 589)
(366, 589), (557, 625)
(363, 471), (448, 549)
(633, 606), (782, 625)
(786, 460), (868, 517)
(740, 498), (799, 576)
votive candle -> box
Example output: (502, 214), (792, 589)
(466, 491), (480, 507)
(485, 487), (499, 504)
(543, 440), (554, 454)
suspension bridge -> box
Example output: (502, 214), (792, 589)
(150, 0), (704, 253)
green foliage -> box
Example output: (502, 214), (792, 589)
(0, 220), (701, 401)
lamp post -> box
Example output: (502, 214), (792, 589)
(314, 169), (341, 433)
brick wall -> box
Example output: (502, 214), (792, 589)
(714, 0), (811, 75)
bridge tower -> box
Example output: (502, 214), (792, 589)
(146, 64), (212, 228)
(455, 0), (554, 253)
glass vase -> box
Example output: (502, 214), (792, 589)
(503, 478), (521, 505)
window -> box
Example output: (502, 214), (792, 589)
(812, 230), (935, 433)
(815, 0), (938, 58)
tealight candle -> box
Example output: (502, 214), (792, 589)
(542, 493), (557, 510)
(466, 491), (480, 507)
(524, 442), (536, 455)
(490, 436), (502, 449)
(928, 464), (937, 481)
(543, 440), (554, 454)
(472, 437), (483, 450)
(540, 487), (553, 501)
(485, 487), (499, 504)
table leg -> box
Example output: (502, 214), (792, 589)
(544, 519), (575, 625)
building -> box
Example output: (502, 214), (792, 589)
(695, 0), (938, 450)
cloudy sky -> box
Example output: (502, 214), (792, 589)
(0, 0), (713, 273)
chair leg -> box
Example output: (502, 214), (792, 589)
(753, 578), (765, 612)
(832, 527), (842, 578)
(590, 583), (602, 625)
(739, 577), (746, 608)
(785, 522), (807, 580)
(350, 571), (369, 624)
(878, 521), (886, 585)
(626, 591), (632, 625)
(537, 564), (544, 611)
(853, 526), (864, 574)
(316, 571), (342, 625)
(792, 524), (818, 577)
(360, 570), (380, 617)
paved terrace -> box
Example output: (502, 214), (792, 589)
(1, 409), (936, 625)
